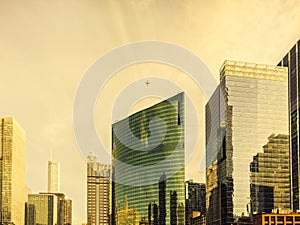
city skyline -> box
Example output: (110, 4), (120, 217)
(1, 1), (300, 224)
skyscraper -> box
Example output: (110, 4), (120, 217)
(58, 198), (72, 225)
(87, 153), (111, 225)
(0, 117), (26, 225)
(112, 92), (185, 225)
(48, 161), (60, 193)
(27, 193), (58, 225)
(37, 192), (72, 225)
(250, 134), (290, 214)
(278, 39), (300, 210)
(206, 61), (289, 225)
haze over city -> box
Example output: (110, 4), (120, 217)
(1, 1), (300, 224)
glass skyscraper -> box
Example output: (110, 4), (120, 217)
(206, 61), (289, 225)
(0, 117), (26, 225)
(112, 93), (185, 225)
(27, 193), (58, 225)
(278, 39), (300, 210)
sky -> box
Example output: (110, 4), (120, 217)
(1, 0), (300, 224)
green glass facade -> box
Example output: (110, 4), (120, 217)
(112, 93), (185, 225)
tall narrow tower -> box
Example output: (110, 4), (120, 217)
(278, 39), (300, 210)
(48, 160), (60, 193)
(87, 153), (111, 225)
(0, 117), (26, 225)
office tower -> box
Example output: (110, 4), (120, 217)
(112, 93), (185, 225)
(0, 117), (26, 225)
(206, 61), (289, 225)
(58, 198), (72, 225)
(250, 134), (290, 214)
(27, 193), (58, 225)
(48, 161), (60, 193)
(278, 40), (300, 210)
(39, 192), (72, 225)
(185, 180), (206, 225)
(87, 153), (111, 225)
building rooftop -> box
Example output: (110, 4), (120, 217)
(219, 60), (288, 82)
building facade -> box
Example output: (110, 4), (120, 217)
(58, 198), (72, 225)
(252, 211), (300, 225)
(185, 180), (206, 225)
(206, 61), (289, 225)
(278, 39), (300, 210)
(0, 117), (26, 225)
(48, 161), (60, 193)
(250, 134), (290, 214)
(112, 93), (185, 225)
(27, 193), (58, 225)
(87, 153), (111, 225)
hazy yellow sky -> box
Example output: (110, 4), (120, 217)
(1, 1), (300, 224)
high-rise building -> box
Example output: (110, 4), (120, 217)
(48, 161), (60, 193)
(250, 134), (290, 214)
(185, 180), (206, 225)
(37, 192), (72, 225)
(87, 153), (111, 225)
(206, 61), (289, 225)
(58, 198), (72, 225)
(27, 193), (58, 225)
(112, 93), (185, 225)
(0, 117), (26, 225)
(278, 40), (300, 210)
(25, 203), (35, 225)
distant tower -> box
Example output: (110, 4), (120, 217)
(48, 160), (60, 193)
(58, 198), (72, 225)
(0, 117), (26, 225)
(87, 153), (111, 225)
(27, 193), (58, 225)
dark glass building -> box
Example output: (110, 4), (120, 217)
(112, 93), (185, 225)
(278, 40), (300, 210)
(206, 61), (289, 225)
